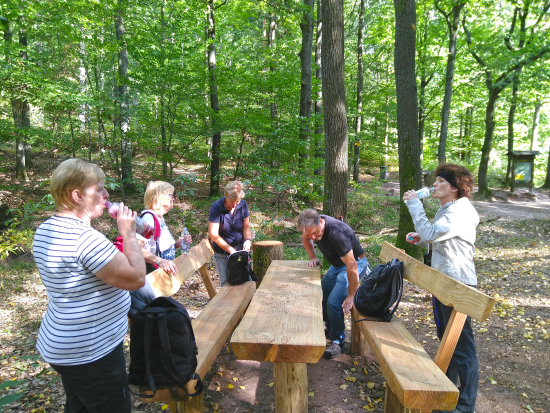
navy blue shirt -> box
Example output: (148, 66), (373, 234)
(208, 197), (249, 254)
(314, 215), (364, 267)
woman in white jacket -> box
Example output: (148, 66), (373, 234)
(403, 164), (479, 413)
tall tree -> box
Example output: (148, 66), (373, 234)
(322, 0), (347, 219)
(463, 9), (550, 198)
(435, 0), (466, 164)
(207, 0), (223, 197)
(298, 0), (314, 162)
(353, 0), (365, 182)
(394, 0), (422, 255)
(115, 0), (133, 189)
(313, 0), (323, 179)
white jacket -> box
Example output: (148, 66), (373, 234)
(405, 197), (479, 286)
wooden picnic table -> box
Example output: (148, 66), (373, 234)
(230, 260), (326, 412)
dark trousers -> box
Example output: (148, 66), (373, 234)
(433, 296), (478, 412)
(50, 342), (130, 413)
(129, 279), (156, 319)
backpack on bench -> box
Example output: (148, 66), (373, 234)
(226, 250), (257, 285)
(353, 258), (404, 322)
(128, 297), (203, 398)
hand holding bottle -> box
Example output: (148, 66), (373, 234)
(403, 187), (434, 202)
(406, 232), (420, 244)
(112, 202), (137, 239)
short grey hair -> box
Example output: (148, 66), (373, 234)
(224, 180), (245, 201)
(297, 209), (321, 231)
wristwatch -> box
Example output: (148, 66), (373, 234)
(156, 258), (162, 265)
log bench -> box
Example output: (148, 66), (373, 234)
(136, 239), (257, 412)
(351, 242), (496, 412)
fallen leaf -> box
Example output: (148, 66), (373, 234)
(161, 404), (169, 410)
(367, 382), (375, 389)
(308, 391), (314, 397)
(266, 382), (274, 387)
(363, 368), (368, 375)
(350, 367), (356, 373)
(239, 386), (245, 390)
(522, 392), (528, 398)
(340, 384), (347, 390)
(227, 384), (234, 389)
(232, 377), (238, 381)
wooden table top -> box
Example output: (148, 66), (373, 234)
(230, 260), (326, 363)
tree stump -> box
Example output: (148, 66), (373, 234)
(252, 240), (284, 287)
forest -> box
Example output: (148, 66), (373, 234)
(1, 0), (549, 205)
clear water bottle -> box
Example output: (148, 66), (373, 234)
(105, 201), (155, 238)
(180, 227), (190, 254)
(415, 187), (435, 199)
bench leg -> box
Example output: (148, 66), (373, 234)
(385, 384), (422, 413)
(273, 362), (308, 413)
(351, 308), (370, 356)
(198, 264), (217, 299)
(170, 393), (204, 413)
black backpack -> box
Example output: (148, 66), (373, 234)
(226, 250), (257, 285)
(353, 258), (404, 322)
(128, 297), (203, 397)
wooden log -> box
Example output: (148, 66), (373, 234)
(350, 307), (370, 356)
(147, 239), (214, 297)
(252, 240), (284, 287)
(379, 242), (495, 321)
(273, 362), (308, 413)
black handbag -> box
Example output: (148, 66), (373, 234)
(226, 250), (257, 285)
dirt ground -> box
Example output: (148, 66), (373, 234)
(1, 176), (549, 413)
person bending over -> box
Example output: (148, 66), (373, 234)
(297, 209), (370, 359)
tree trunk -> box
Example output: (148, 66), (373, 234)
(529, 97), (542, 150)
(418, 71), (427, 163)
(207, 0), (221, 197)
(299, 0), (314, 163)
(322, 0), (348, 220)
(436, 2), (465, 165)
(477, 89), (499, 198)
(353, 0), (365, 183)
(252, 241), (284, 287)
(313, 0), (323, 179)
(394, 0), (422, 257)
(115, 0), (133, 190)
(542, 143), (550, 189)
(268, 17), (278, 127)
(11, 28), (29, 180)
(505, 68), (521, 187)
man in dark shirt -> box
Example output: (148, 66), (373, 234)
(298, 209), (370, 359)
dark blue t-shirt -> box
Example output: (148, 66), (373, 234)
(208, 198), (249, 254)
(314, 215), (364, 267)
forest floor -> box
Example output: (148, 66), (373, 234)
(0, 156), (549, 413)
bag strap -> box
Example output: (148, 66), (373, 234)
(382, 261), (404, 322)
(129, 313), (158, 399)
(156, 311), (204, 397)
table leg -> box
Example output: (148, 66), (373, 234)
(273, 362), (308, 413)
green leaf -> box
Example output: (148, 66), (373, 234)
(0, 380), (25, 390)
(0, 392), (25, 409)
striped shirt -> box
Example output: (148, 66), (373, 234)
(33, 216), (130, 366)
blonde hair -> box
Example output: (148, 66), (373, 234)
(50, 159), (105, 209)
(224, 180), (245, 201)
(144, 181), (175, 214)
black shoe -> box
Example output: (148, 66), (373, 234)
(323, 342), (341, 359)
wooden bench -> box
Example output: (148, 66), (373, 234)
(351, 242), (496, 412)
(230, 260), (326, 413)
(137, 239), (257, 413)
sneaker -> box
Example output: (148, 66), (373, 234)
(323, 342), (341, 359)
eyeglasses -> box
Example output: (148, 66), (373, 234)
(167, 193), (177, 200)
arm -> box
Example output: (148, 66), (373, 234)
(208, 221), (237, 254)
(242, 217), (252, 251)
(301, 232), (321, 267)
(341, 250), (359, 315)
(95, 202), (146, 290)
(138, 241), (178, 275)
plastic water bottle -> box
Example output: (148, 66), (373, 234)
(181, 227), (190, 254)
(105, 201), (155, 238)
(415, 187), (435, 199)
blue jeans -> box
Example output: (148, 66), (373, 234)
(322, 257), (370, 343)
(433, 296), (478, 412)
(213, 252), (229, 287)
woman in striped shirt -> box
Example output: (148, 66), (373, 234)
(32, 159), (146, 413)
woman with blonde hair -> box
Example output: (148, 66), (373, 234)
(208, 180), (252, 286)
(129, 181), (192, 317)
(33, 158), (145, 412)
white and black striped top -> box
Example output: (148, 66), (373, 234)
(33, 216), (130, 366)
